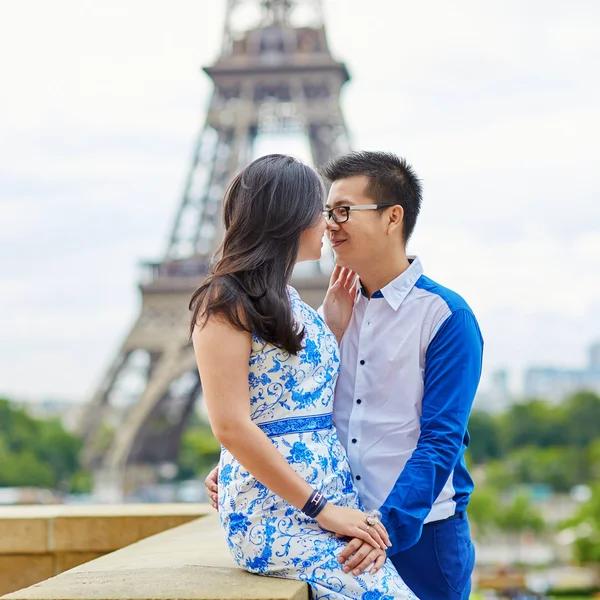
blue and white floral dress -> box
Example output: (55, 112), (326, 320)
(218, 286), (417, 600)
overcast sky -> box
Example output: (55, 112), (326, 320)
(1, 0), (599, 402)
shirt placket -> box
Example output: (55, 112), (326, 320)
(347, 299), (375, 495)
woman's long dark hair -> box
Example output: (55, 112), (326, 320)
(189, 154), (324, 354)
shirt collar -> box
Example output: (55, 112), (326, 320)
(358, 256), (424, 311)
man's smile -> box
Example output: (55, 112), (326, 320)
(330, 234), (347, 249)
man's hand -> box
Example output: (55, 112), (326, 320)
(322, 266), (358, 343)
(337, 537), (387, 576)
(204, 466), (219, 509)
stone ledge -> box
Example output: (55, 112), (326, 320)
(0, 504), (209, 519)
(1, 514), (308, 600)
(0, 504), (210, 554)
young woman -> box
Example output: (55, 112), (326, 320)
(190, 154), (417, 599)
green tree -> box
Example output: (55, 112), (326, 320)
(178, 424), (221, 480)
(0, 398), (88, 491)
(499, 399), (566, 451)
(562, 391), (600, 449)
(493, 492), (545, 563)
(586, 439), (600, 483)
(508, 445), (587, 492)
(468, 410), (501, 463)
(36, 418), (83, 490)
(467, 486), (498, 538)
(0, 400), (42, 454)
(563, 483), (600, 564)
(495, 492), (545, 536)
(0, 450), (54, 487)
(482, 458), (517, 491)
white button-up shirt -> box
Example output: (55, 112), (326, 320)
(332, 256), (483, 551)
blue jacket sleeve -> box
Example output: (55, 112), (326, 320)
(379, 308), (483, 552)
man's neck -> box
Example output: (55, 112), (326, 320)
(359, 253), (411, 299)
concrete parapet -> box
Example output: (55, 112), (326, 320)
(1, 513), (308, 600)
(0, 504), (210, 596)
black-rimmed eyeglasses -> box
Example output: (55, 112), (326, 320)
(322, 204), (395, 224)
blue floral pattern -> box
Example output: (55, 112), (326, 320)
(218, 287), (418, 599)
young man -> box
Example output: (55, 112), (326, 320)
(206, 151), (483, 599)
(318, 151), (482, 600)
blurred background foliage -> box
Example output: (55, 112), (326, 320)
(2, 391), (600, 569)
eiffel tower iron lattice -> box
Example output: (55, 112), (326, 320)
(80, 0), (352, 500)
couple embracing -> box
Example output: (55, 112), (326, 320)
(191, 151), (483, 600)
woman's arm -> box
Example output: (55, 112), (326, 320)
(193, 313), (318, 509)
(192, 313), (390, 550)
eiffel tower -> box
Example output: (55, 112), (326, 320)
(80, 0), (352, 500)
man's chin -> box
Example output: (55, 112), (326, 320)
(332, 249), (353, 270)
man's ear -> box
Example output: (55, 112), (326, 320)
(387, 205), (404, 235)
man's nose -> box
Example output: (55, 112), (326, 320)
(326, 217), (340, 231)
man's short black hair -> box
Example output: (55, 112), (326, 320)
(319, 151), (422, 244)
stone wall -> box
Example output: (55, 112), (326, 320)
(0, 504), (209, 596)
(1, 510), (308, 600)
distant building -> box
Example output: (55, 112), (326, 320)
(475, 368), (513, 413)
(524, 342), (600, 403)
(590, 342), (600, 369)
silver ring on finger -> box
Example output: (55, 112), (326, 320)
(365, 512), (380, 527)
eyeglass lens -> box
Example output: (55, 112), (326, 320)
(327, 207), (349, 223)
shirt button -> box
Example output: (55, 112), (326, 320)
(356, 399), (362, 404)
(352, 438), (357, 444)
(360, 360), (365, 365)
(356, 475), (361, 481)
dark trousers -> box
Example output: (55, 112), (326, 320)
(389, 512), (475, 600)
